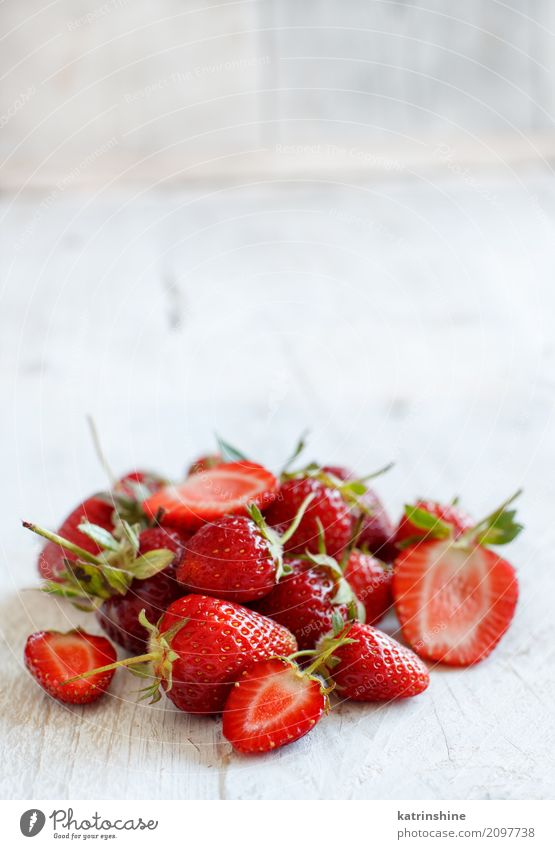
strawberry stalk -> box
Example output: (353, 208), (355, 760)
(246, 491), (316, 581)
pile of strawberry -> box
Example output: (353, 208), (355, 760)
(22, 436), (522, 754)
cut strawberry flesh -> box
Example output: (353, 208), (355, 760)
(222, 659), (325, 753)
(143, 462), (278, 531)
(393, 540), (518, 666)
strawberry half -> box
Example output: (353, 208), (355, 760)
(393, 492), (523, 666)
(394, 540), (519, 666)
(222, 658), (327, 754)
(143, 461), (278, 532)
(24, 629), (116, 704)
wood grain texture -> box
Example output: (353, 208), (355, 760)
(1, 170), (555, 799)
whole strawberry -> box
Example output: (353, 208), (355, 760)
(252, 553), (362, 650)
(73, 595), (298, 715)
(316, 621), (429, 701)
(265, 477), (353, 556)
(177, 497), (314, 603)
(37, 496), (114, 581)
(24, 520), (181, 653)
(24, 629), (117, 704)
(343, 549), (392, 625)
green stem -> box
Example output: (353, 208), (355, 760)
(471, 488), (523, 532)
(280, 492), (316, 545)
(64, 651), (158, 684)
(22, 522), (103, 565)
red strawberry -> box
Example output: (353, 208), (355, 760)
(25, 520), (179, 651)
(394, 540), (519, 666)
(143, 461), (278, 532)
(187, 454), (222, 476)
(394, 500), (473, 549)
(77, 595), (298, 715)
(316, 621), (429, 701)
(354, 488), (397, 562)
(344, 550), (392, 625)
(114, 470), (166, 499)
(96, 527), (187, 652)
(177, 496), (314, 603)
(24, 629), (116, 704)
(252, 555), (360, 650)
(265, 478), (352, 556)
(37, 496), (114, 581)
(393, 491), (523, 665)
(222, 658), (326, 753)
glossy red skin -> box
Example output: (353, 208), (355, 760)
(158, 595), (297, 714)
(24, 629), (116, 704)
(96, 527), (187, 653)
(328, 622), (429, 701)
(344, 550), (393, 625)
(222, 658), (325, 754)
(143, 462), (278, 532)
(394, 500), (473, 548)
(252, 558), (348, 650)
(265, 478), (353, 557)
(38, 496), (115, 581)
(393, 540), (518, 666)
(321, 467), (396, 562)
(177, 516), (277, 603)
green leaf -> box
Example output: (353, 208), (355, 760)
(403, 505), (452, 538)
(306, 551), (343, 579)
(215, 435), (248, 463)
(77, 522), (120, 551)
(475, 509), (523, 546)
(131, 549), (175, 580)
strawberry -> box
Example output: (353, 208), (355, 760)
(96, 527), (187, 652)
(343, 550), (392, 625)
(264, 477), (353, 556)
(177, 496), (314, 603)
(394, 499), (473, 549)
(37, 496), (115, 581)
(24, 629), (116, 704)
(187, 454), (222, 476)
(143, 461), (278, 532)
(114, 470), (167, 499)
(73, 595), (298, 715)
(252, 552), (362, 650)
(393, 493), (523, 666)
(315, 621), (429, 701)
(353, 488), (397, 562)
(222, 658), (327, 753)
(24, 520), (180, 652)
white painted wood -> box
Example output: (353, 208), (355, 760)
(1, 1), (554, 186)
(1, 170), (555, 799)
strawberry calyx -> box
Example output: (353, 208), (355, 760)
(64, 609), (188, 703)
(287, 617), (358, 683)
(23, 520), (175, 607)
(459, 489), (523, 549)
(246, 492), (316, 581)
(395, 504), (455, 550)
(282, 461), (394, 514)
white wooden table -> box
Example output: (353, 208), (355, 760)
(1, 169), (554, 799)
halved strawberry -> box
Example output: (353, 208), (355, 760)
(24, 629), (117, 704)
(143, 461), (278, 531)
(393, 540), (519, 666)
(222, 658), (326, 753)
(393, 492), (522, 666)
